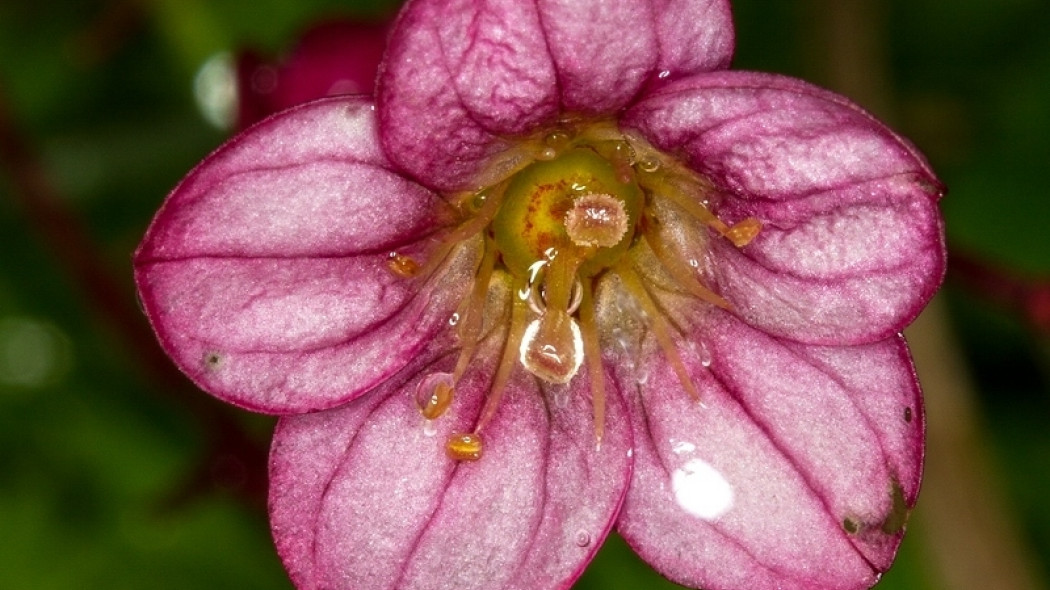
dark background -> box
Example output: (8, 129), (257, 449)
(1, 0), (1047, 588)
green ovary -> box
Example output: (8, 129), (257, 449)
(493, 147), (643, 279)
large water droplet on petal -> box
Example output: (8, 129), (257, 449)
(672, 458), (734, 520)
(519, 310), (583, 384)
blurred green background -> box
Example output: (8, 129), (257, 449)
(1, 0), (1048, 588)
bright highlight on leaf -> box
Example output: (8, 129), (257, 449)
(134, 1), (945, 589)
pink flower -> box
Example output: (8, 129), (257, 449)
(134, 1), (944, 589)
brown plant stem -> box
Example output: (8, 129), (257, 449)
(0, 83), (269, 510)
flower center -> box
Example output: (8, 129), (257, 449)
(492, 147), (641, 278)
(491, 147), (643, 385)
(392, 121), (763, 461)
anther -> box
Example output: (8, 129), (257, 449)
(387, 252), (420, 277)
(446, 432), (483, 461)
(723, 217), (762, 248)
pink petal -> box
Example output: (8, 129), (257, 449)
(134, 97), (469, 413)
(379, 0), (735, 191)
(710, 177), (944, 344)
(269, 351), (632, 590)
(617, 310), (922, 590)
(650, 0), (735, 82)
(378, 0), (560, 191)
(624, 71), (945, 344)
(534, 0), (657, 112)
(624, 71), (941, 196)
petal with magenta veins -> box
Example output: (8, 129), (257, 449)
(617, 310), (922, 589)
(623, 71), (942, 200)
(534, 0), (657, 113)
(134, 98), (469, 413)
(710, 176), (945, 344)
(270, 350), (632, 590)
(379, 0), (558, 191)
(624, 72), (944, 344)
(381, 0), (737, 191)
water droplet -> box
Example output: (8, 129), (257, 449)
(637, 157), (660, 173)
(544, 130), (571, 149)
(446, 432), (483, 461)
(415, 372), (454, 420)
(672, 458), (734, 520)
(635, 367), (649, 385)
(658, 69), (671, 79)
(548, 383), (570, 409)
(520, 312), (584, 384)
(672, 440), (696, 455)
(537, 147), (558, 160)
(688, 258), (699, 269)
(904, 407), (913, 423)
(449, 313), (461, 326)
(575, 530), (591, 547)
(698, 341), (712, 368)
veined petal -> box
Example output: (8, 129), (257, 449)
(379, 0), (559, 191)
(269, 349), (632, 590)
(624, 71), (941, 196)
(534, 0), (657, 113)
(380, 0), (735, 191)
(624, 71), (945, 344)
(134, 97), (469, 413)
(710, 176), (944, 344)
(617, 310), (922, 590)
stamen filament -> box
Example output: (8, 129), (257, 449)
(615, 262), (702, 401)
(452, 237), (499, 382)
(578, 279), (606, 446)
(645, 173), (762, 247)
(642, 211), (731, 309)
(474, 296), (530, 434)
(414, 184), (507, 282)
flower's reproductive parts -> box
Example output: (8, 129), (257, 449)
(392, 121), (762, 460)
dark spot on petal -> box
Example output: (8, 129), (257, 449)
(204, 352), (223, 370)
(881, 480), (910, 535)
(842, 518), (859, 534)
(904, 406), (913, 422)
